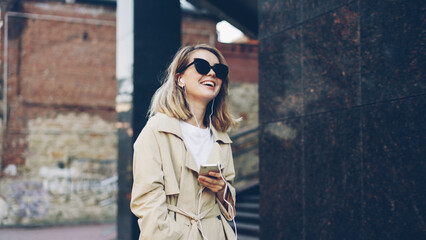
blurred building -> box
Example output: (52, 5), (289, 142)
(0, 0), (118, 226)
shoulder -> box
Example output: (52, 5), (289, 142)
(211, 127), (232, 144)
(134, 114), (164, 146)
(135, 113), (181, 144)
(143, 113), (176, 131)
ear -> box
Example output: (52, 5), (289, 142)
(176, 74), (185, 88)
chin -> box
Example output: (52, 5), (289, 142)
(200, 95), (217, 104)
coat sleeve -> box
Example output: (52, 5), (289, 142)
(217, 144), (237, 221)
(130, 125), (183, 240)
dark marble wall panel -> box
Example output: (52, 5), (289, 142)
(259, 119), (304, 240)
(303, 0), (354, 20)
(258, 0), (302, 39)
(303, 3), (360, 115)
(259, 28), (303, 123)
(258, 0), (425, 239)
(361, 0), (426, 104)
(362, 95), (426, 240)
(304, 109), (362, 239)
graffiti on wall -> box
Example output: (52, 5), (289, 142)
(5, 181), (50, 219)
(0, 158), (117, 225)
(39, 158), (118, 202)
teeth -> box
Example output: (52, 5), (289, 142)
(202, 81), (215, 87)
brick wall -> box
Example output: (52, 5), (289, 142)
(2, 1), (116, 168)
(182, 13), (217, 46)
(0, 1), (117, 226)
(218, 42), (258, 84)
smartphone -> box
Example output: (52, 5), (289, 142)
(199, 163), (220, 177)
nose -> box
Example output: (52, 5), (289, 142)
(206, 67), (216, 77)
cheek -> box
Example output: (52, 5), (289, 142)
(216, 80), (223, 90)
(216, 81), (225, 95)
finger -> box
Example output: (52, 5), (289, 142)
(198, 177), (224, 191)
(199, 176), (225, 190)
(208, 171), (222, 179)
(206, 177), (224, 188)
(198, 175), (218, 185)
(198, 180), (216, 191)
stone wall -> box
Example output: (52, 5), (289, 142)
(0, 113), (117, 225)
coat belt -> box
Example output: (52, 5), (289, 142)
(167, 204), (220, 239)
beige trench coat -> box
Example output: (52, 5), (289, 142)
(130, 113), (236, 240)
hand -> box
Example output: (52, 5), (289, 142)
(198, 171), (232, 206)
(198, 171), (226, 194)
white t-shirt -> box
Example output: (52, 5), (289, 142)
(179, 120), (215, 170)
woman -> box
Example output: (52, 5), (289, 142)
(130, 44), (239, 240)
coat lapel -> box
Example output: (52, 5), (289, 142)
(156, 113), (183, 140)
(184, 149), (199, 172)
(156, 113), (199, 173)
(206, 127), (231, 169)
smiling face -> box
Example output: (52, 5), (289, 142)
(178, 49), (223, 105)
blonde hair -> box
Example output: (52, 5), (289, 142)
(148, 44), (239, 132)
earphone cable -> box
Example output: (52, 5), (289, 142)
(217, 162), (238, 240)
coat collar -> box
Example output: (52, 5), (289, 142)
(155, 113), (232, 144)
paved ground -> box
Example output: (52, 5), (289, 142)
(0, 223), (116, 240)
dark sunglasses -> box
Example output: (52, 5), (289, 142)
(180, 58), (229, 80)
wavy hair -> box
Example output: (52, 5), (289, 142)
(148, 44), (239, 132)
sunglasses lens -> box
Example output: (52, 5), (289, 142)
(213, 64), (229, 80)
(194, 59), (211, 75)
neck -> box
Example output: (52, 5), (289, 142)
(186, 100), (207, 129)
